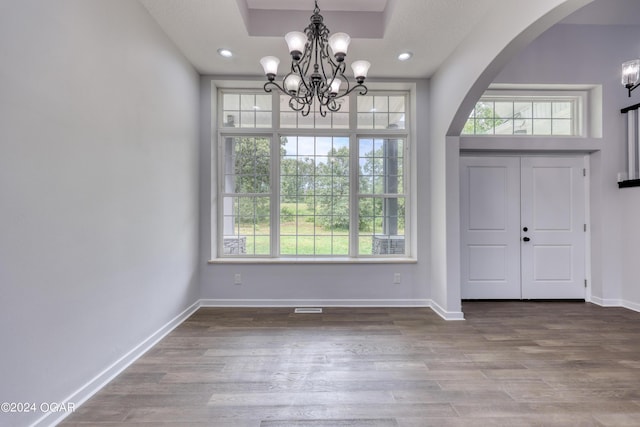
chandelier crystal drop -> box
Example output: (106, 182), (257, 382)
(260, 0), (370, 117)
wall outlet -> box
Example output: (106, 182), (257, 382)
(234, 273), (242, 285)
(393, 273), (401, 284)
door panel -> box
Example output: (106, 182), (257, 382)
(461, 155), (586, 300)
(533, 245), (573, 281)
(521, 157), (586, 299)
(530, 166), (573, 230)
(468, 245), (508, 281)
(460, 157), (521, 299)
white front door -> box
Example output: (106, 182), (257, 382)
(460, 156), (521, 299)
(520, 157), (586, 299)
(460, 155), (587, 300)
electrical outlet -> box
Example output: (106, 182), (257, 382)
(393, 273), (401, 284)
(234, 273), (242, 285)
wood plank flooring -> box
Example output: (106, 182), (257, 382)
(61, 302), (640, 426)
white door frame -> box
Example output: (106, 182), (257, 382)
(460, 153), (591, 301)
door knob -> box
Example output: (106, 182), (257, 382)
(523, 237), (530, 242)
(523, 227), (528, 232)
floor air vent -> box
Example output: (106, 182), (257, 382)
(294, 307), (323, 314)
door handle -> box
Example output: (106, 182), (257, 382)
(523, 237), (530, 242)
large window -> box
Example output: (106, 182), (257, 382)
(218, 90), (410, 258)
(462, 93), (583, 136)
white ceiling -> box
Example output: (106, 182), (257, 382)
(138, 0), (640, 80)
(244, 0), (388, 12)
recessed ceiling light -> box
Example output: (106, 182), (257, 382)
(218, 48), (233, 58)
(398, 52), (413, 61)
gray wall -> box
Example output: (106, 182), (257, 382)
(0, 1), (200, 426)
(493, 22), (640, 309)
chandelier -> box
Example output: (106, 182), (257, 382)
(259, 0), (371, 117)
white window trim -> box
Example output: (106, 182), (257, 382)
(464, 88), (589, 138)
(213, 88), (414, 262)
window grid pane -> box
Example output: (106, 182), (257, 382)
(223, 196), (271, 255)
(280, 136), (350, 256)
(222, 93), (272, 128)
(358, 196), (406, 255)
(222, 135), (271, 256)
(357, 94), (406, 129)
(462, 96), (579, 136)
(358, 137), (406, 255)
(280, 96), (349, 129)
(225, 136), (271, 193)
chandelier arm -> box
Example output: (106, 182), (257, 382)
(294, 97), (312, 116)
(298, 29), (315, 77)
(264, 77), (314, 108)
(288, 91), (313, 108)
(326, 97), (338, 113)
(314, 28), (322, 68)
(317, 25), (335, 100)
(312, 32), (324, 89)
(336, 61), (351, 92)
(294, 49), (316, 102)
(313, 62), (345, 112)
(314, 85), (330, 112)
(287, 63), (313, 98)
(263, 80), (288, 94)
(316, 59), (335, 101)
(332, 83), (369, 100)
(317, 25), (330, 66)
(326, 60), (346, 95)
(317, 98), (329, 117)
(297, 17), (318, 77)
(288, 97), (308, 113)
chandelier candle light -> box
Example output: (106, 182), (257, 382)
(260, 0), (370, 116)
(622, 59), (640, 97)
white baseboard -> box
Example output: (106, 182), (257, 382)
(589, 296), (640, 313)
(199, 298), (469, 320)
(33, 300), (201, 427)
(591, 296), (623, 307)
(199, 298), (463, 321)
(430, 300), (465, 320)
(623, 299), (640, 313)
(199, 298), (432, 308)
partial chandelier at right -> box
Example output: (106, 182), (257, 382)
(622, 59), (640, 97)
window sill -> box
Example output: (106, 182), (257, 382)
(208, 257), (417, 265)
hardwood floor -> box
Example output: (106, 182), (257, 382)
(61, 302), (640, 426)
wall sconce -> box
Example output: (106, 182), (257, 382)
(622, 59), (640, 97)
(619, 102), (640, 188)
